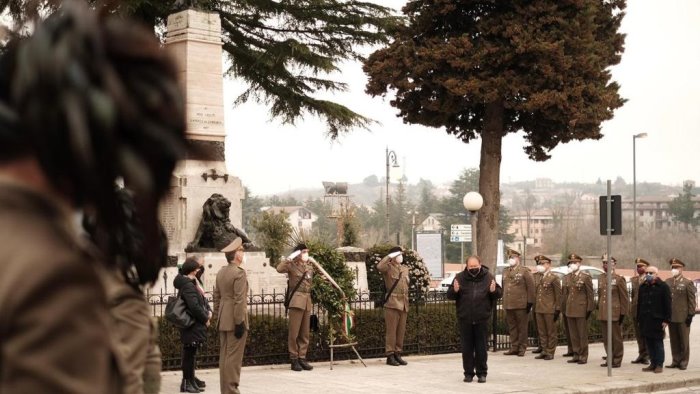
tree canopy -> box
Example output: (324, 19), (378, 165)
(1, 0), (399, 136)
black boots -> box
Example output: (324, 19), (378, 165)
(298, 359), (314, 370)
(394, 353), (408, 365)
(291, 359), (303, 371)
(193, 376), (206, 388)
(386, 354), (400, 366)
(180, 378), (202, 393)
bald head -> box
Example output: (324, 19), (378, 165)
(466, 256), (481, 270)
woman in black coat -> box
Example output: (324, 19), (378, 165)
(174, 259), (211, 392)
(637, 266), (672, 373)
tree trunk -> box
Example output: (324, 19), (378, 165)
(477, 101), (504, 272)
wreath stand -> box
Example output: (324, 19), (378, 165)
(328, 323), (366, 370)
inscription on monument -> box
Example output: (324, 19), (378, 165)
(188, 105), (224, 132)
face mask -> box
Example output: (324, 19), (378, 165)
(645, 274), (654, 283)
(636, 267), (646, 275)
(568, 263), (579, 273)
(301, 252), (309, 262)
(508, 258), (517, 267)
(395, 255), (404, 264)
(468, 268), (480, 276)
(241, 253), (247, 265)
(671, 268), (680, 277)
(536, 265), (545, 273)
(603, 266), (608, 273)
(195, 266), (205, 279)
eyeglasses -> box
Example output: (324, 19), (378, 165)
(645, 272), (654, 275)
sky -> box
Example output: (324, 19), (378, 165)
(223, 1), (700, 196)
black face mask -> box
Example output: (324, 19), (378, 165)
(195, 266), (204, 280)
(468, 268), (480, 277)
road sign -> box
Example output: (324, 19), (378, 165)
(451, 230), (471, 236)
(599, 195), (622, 235)
(450, 224), (472, 242)
(450, 235), (471, 242)
(451, 224), (470, 231)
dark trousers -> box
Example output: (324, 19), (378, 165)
(645, 336), (665, 368)
(459, 320), (488, 378)
(633, 318), (649, 359)
(181, 344), (198, 380)
(669, 322), (690, 368)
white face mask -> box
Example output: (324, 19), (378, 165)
(671, 268), (680, 277)
(300, 252), (309, 262)
(508, 258), (517, 267)
(395, 255), (404, 264)
(241, 253), (247, 265)
(568, 263), (579, 273)
(536, 265), (546, 273)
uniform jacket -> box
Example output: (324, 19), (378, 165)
(377, 255), (410, 312)
(637, 278), (671, 339)
(502, 264), (535, 310)
(630, 275), (644, 319)
(535, 270), (561, 314)
(173, 274), (209, 344)
(446, 266), (502, 324)
(214, 263), (249, 331)
(596, 272), (629, 321)
(277, 257), (315, 310)
(533, 271), (543, 303)
(0, 179), (121, 394)
(565, 271), (595, 318)
(561, 273), (572, 316)
(666, 275), (697, 323)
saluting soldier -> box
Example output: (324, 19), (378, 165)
(532, 266), (545, 355)
(561, 271), (575, 357)
(377, 246), (410, 366)
(215, 237), (249, 394)
(565, 253), (594, 364)
(502, 249), (535, 356)
(665, 258), (697, 370)
(533, 255), (561, 360)
(597, 255), (629, 368)
(630, 258), (650, 365)
(277, 243), (317, 372)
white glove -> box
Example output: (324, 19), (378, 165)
(388, 251), (401, 259)
(288, 250), (301, 260)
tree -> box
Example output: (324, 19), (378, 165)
(362, 174), (380, 187)
(364, 1), (626, 270)
(1, 0), (397, 137)
(241, 186), (264, 235)
(250, 210), (292, 266)
(669, 182), (698, 231)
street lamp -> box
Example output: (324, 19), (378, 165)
(633, 132), (647, 258)
(463, 192), (484, 256)
(385, 147), (399, 242)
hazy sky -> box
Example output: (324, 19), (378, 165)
(223, 1), (700, 196)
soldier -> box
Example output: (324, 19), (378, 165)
(377, 246), (410, 366)
(215, 237), (249, 394)
(561, 270), (575, 357)
(533, 255), (561, 360)
(630, 258), (650, 365)
(502, 249), (535, 356)
(277, 243), (317, 371)
(532, 265), (545, 355)
(665, 258), (697, 370)
(565, 254), (594, 364)
(597, 255), (629, 368)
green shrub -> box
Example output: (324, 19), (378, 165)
(365, 245), (433, 305)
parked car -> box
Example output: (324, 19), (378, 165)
(437, 272), (459, 292)
(550, 265), (629, 292)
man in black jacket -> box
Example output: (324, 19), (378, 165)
(637, 266), (672, 374)
(446, 256), (503, 384)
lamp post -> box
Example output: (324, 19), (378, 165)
(463, 192), (484, 256)
(385, 147), (399, 242)
(633, 133), (647, 257)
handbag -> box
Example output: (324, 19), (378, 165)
(165, 291), (194, 329)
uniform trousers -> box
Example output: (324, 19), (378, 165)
(567, 317), (589, 362)
(600, 320), (624, 365)
(219, 330), (247, 394)
(562, 314), (573, 353)
(506, 309), (529, 353)
(288, 306), (311, 359)
(535, 313), (557, 356)
(669, 322), (690, 368)
(384, 307), (408, 355)
(459, 320), (488, 378)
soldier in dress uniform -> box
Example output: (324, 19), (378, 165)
(565, 253), (594, 364)
(532, 264), (545, 355)
(533, 255), (561, 360)
(502, 249), (535, 356)
(597, 255), (629, 368)
(630, 258), (650, 364)
(665, 258), (697, 370)
(561, 270), (575, 357)
(377, 246), (410, 366)
(215, 237), (249, 394)
(277, 243), (317, 371)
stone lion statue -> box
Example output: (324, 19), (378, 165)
(185, 193), (252, 252)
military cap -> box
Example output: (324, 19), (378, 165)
(293, 243), (309, 252)
(507, 248), (521, 258)
(567, 253), (582, 263)
(635, 257), (650, 267)
(221, 237), (243, 253)
(534, 255), (551, 264)
(669, 258), (685, 268)
(601, 254), (617, 264)
(388, 245), (403, 258)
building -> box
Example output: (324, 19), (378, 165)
(621, 196), (700, 231)
(507, 210), (556, 254)
(418, 213), (444, 232)
(262, 206), (319, 235)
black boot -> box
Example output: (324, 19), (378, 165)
(180, 379), (199, 393)
(394, 353), (408, 366)
(291, 359), (303, 371)
(189, 379), (204, 393)
(386, 354), (400, 366)
(299, 359), (314, 371)
(193, 376), (206, 388)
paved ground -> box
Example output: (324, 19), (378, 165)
(163, 323), (700, 393)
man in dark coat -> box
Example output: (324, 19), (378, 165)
(637, 266), (672, 374)
(447, 256), (503, 384)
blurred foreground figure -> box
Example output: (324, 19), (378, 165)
(0, 2), (185, 393)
